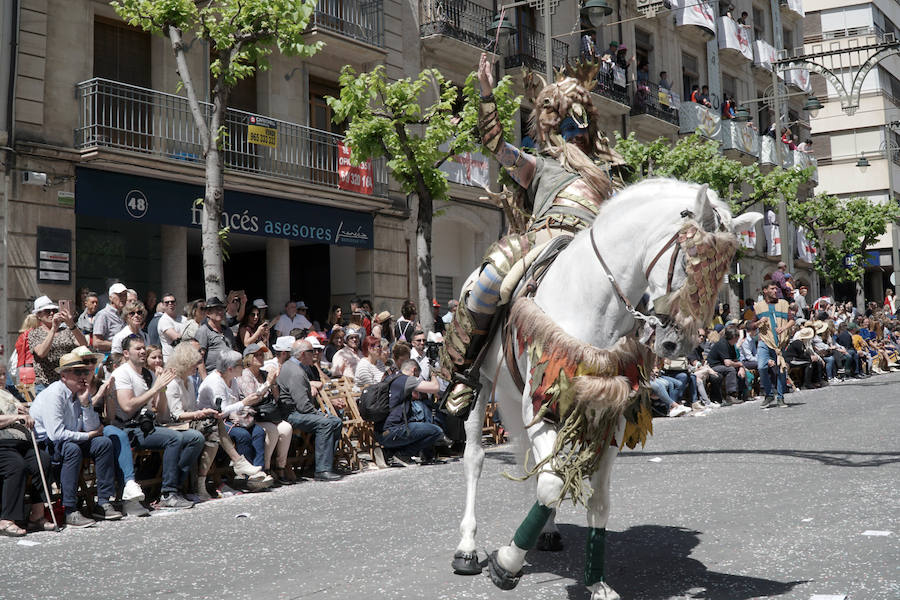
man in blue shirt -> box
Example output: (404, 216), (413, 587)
(31, 353), (121, 528)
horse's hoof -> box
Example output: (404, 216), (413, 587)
(589, 581), (621, 600)
(451, 550), (482, 575)
(488, 550), (523, 590)
(536, 531), (564, 552)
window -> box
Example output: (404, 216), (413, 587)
(682, 52), (699, 100)
(93, 18), (151, 86)
(752, 7), (766, 43)
(309, 79), (341, 133)
(308, 79), (343, 187)
(435, 276), (455, 309)
(722, 73), (738, 100)
(782, 27), (794, 51)
(635, 29), (653, 73)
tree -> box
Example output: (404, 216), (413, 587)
(327, 66), (519, 329)
(112, 0), (321, 298)
(786, 193), (900, 290)
(614, 132), (812, 217)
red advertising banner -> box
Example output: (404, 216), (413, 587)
(338, 142), (374, 195)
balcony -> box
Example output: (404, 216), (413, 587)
(779, 0), (804, 18)
(752, 39), (776, 72)
(792, 150), (818, 183)
(784, 68), (812, 93)
(630, 81), (680, 138)
(718, 16), (753, 62)
(306, 0), (386, 66)
(74, 78), (389, 199)
(420, 0), (495, 76)
(678, 101), (720, 139)
(671, 0), (716, 40)
(720, 120), (759, 162)
(590, 64), (631, 116)
(504, 25), (568, 74)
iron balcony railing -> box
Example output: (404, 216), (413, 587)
(74, 78), (389, 197)
(504, 25), (569, 72)
(594, 63), (631, 106)
(630, 80), (680, 126)
(420, 0), (493, 49)
(311, 0), (384, 47)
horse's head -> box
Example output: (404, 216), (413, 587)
(642, 183), (762, 358)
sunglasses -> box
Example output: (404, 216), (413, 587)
(127, 311), (145, 317)
(41, 308), (59, 315)
(163, 299), (177, 305)
(71, 368), (92, 376)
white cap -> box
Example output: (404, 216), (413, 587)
(252, 298), (268, 309)
(32, 295), (59, 314)
(296, 300), (308, 309)
(427, 331), (443, 343)
(304, 335), (324, 349)
(108, 283), (127, 296)
(272, 335), (296, 352)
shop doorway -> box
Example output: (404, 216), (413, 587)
(187, 230), (267, 301)
(290, 243), (331, 328)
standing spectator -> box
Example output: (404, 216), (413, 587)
(885, 289), (897, 316)
(0, 389), (54, 535)
(360, 299), (374, 335)
(180, 299), (207, 343)
(92, 283), (128, 353)
(76, 291), (100, 339)
(251, 298), (269, 321)
(737, 11), (749, 25)
(236, 343), (294, 483)
(355, 336), (386, 387)
(238, 303), (270, 352)
(659, 71), (672, 91)
(793, 283), (810, 319)
(331, 328), (363, 378)
(110, 301), (149, 356)
(580, 25), (598, 62)
(28, 296), (88, 394)
(379, 360), (444, 463)
(323, 328), (344, 364)
(277, 339), (343, 481)
(275, 300), (312, 337)
(194, 297), (236, 373)
(157, 293), (183, 362)
(224, 291), (247, 331)
(326, 305), (343, 332)
(755, 281), (794, 408)
(145, 302), (164, 347)
(797, 138), (813, 153)
(706, 326), (747, 405)
(698, 85), (713, 108)
(442, 299), (459, 326)
(371, 311), (394, 342)
(395, 300), (418, 344)
(111, 336), (203, 508)
(31, 352), (122, 527)
(770, 261), (791, 300)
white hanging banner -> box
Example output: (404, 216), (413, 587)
(797, 226), (818, 263)
(438, 143), (490, 188)
(672, 0), (716, 36)
(718, 17), (753, 61)
(738, 227), (757, 250)
(765, 224), (781, 256)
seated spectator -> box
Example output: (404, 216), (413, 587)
(277, 339), (343, 481)
(410, 329), (431, 379)
(0, 389), (53, 536)
(236, 344), (294, 484)
(332, 328), (363, 378)
(835, 322), (861, 378)
(157, 293), (183, 363)
(110, 300), (148, 356)
(111, 336), (204, 509)
(394, 300), (418, 344)
(379, 360), (445, 463)
(648, 375), (690, 417)
(31, 352), (122, 527)
(326, 305), (344, 332)
(28, 296), (89, 395)
(386, 341), (412, 377)
(196, 351), (274, 490)
(194, 296), (236, 374)
(810, 320), (837, 380)
(275, 300), (312, 337)
(706, 325), (746, 406)
(355, 335), (386, 387)
(238, 303), (270, 352)
(76, 291), (100, 339)
(145, 302), (164, 347)
(784, 327), (825, 388)
(180, 299), (206, 343)
(92, 283), (128, 353)
(372, 311), (394, 344)
(323, 327), (344, 364)
(687, 329), (721, 405)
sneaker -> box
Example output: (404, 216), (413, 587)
(65, 511), (97, 528)
(246, 475), (275, 491)
(122, 499), (150, 517)
(776, 396), (788, 408)
(668, 404), (690, 417)
(729, 395), (744, 404)
(91, 502), (123, 521)
(122, 479), (145, 502)
(720, 396), (734, 407)
(691, 401), (704, 411)
(232, 456), (263, 478)
(217, 484), (242, 498)
(194, 477), (213, 501)
(760, 395), (777, 409)
(159, 492), (194, 510)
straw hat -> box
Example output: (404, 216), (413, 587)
(71, 345), (104, 364)
(55, 352), (92, 374)
(375, 311), (392, 324)
(810, 320), (828, 335)
(795, 327), (815, 341)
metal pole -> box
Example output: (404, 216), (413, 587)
(888, 125), (900, 298)
(770, 0), (792, 276)
(543, 1), (553, 81)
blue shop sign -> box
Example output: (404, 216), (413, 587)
(75, 168), (373, 248)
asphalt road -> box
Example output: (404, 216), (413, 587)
(2, 374), (897, 600)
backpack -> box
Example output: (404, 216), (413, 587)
(358, 374), (402, 423)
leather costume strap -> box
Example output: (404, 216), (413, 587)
(479, 98), (503, 153)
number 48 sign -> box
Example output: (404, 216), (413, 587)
(125, 189), (149, 219)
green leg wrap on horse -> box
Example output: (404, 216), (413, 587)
(512, 502), (553, 550)
(584, 527), (607, 586)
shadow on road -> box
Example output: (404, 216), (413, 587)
(525, 524), (807, 600)
(619, 448), (900, 468)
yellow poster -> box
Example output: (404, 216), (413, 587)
(248, 115), (277, 147)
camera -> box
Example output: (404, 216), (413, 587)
(127, 406), (156, 435)
(425, 331), (443, 367)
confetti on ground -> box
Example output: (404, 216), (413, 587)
(861, 530), (891, 536)
(17, 540), (40, 546)
(809, 595), (847, 600)
(647, 457), (662, 463)
(801, 518), (813, 522)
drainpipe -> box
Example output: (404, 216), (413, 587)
(618, 0), (626, 137)
(1, 0), (19, 356)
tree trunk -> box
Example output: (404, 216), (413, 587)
(414, 192), (435, 332)
(202, 95), (227, 300)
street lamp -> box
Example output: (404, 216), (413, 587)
(486, 12), (515, 48)
(856, 155), (871, 170)
(580, 0), (614, 29)
(803, 95), (824, 117)
(733, 106), (752, 122)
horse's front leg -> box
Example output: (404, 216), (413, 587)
(452, 386), (489, 575)
(584, 415), (626, 600)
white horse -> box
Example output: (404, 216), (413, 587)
(450, 179), (762, 599)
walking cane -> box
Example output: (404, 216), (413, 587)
(29, 429), (60, 532)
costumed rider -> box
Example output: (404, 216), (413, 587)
(440, 52), (628, 415)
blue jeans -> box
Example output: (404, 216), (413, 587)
(378, 422), (443, 457)
(660, 374), (686, 402)
(103, 425), (135, 482)
(823, 355), (836, 379)
(286, 410), (343, 474)
(649, 379), (677, 409)
(227, 422), (267, 468)
(757, 342), (786, 399)
(52, 437), (117, 511)
(126, 425), (205, 493)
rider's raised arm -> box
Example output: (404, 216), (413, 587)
(478, 53), (536, 188)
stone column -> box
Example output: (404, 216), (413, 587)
(160, 226), (187, 304)
(267, 238), (290, 311)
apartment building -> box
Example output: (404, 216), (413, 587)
(803, 0), (900, 303)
